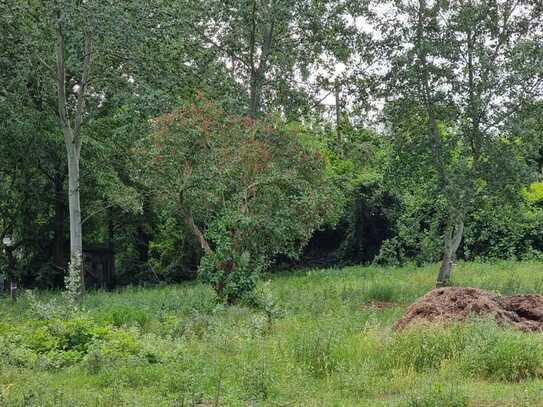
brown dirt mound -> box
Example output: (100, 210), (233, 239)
(394, 287), (543, 332)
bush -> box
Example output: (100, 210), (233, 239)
(199, 248), (261, 304)
(12, 319), (106, 357)
(98, 306), (150, 329)
(404, 385), (468, 407)
(83, 328), (147, 373)
(135, 98), (341, 303)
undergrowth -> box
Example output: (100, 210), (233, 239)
(1, 261), (543, 405)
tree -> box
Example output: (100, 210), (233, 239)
(375, 0), (543, 285)
(136, 97), (341, 302)
(53, 3), (92, 290)
(175, 0), (361, 119)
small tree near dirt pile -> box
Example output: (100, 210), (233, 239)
(136, 97), (340, 303)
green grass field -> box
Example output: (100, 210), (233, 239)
(2, 261), (543, 406)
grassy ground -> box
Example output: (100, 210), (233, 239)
(2, 261), (543, 406)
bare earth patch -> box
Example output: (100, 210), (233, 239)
(363, 300), (397, 310)
(394, 287), (543, 332)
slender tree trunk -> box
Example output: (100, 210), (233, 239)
(52, 173), (66, 283)
(55, 11), (90, 294)
(335, 79), (342, 143)
(67, 150), (84, 291)
(436, 217), (464, 287)
(5, 246), (16, 302)
(107, 207), (114, 251)
(249, 73), (262, 119)
(136, 198), (151, 264)
(247, 4), (275, 119)
(5, 246), (16, 283)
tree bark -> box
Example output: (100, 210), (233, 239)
(436, 218), (464, 287)
(55, 11), (91, 293)
(52, 173), (66, 281)
(185, 210), (212, 255)
(107, 207), (114, 251)
(136, 198), (151, 264)
(248, 2), (275, 119)
(67, 150), (84, 290)
(335, 79), (342, 143)
(249, 75), (263, 119)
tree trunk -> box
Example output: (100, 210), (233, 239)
(55, 14), (90, 294)
(335, 79), (341, 143)
(107, 207), (114, 251)
(436, 218), (464, 287)
(67, 150), (84, 292)
(249, 74), (262, 119)
(136, 198), (151, 264)
(185, 210), (212, 255)
(247, 8), (275, 119)
(52, 173), (66, 280)
(5, 246), (16, 283)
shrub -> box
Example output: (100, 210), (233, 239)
(242, 281), (284, 330)
(135, 97), (341, 303)
(83, 328), (145, 373)
(57, 319), (101, 352)
(98, 306), (150, 329)
(404, 385), (468, 407)
(36, 349), (83, 370)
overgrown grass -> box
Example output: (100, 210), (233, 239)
(2, 261), (543, 405)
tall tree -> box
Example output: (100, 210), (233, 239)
(54, 2), (92, 289)
(176, 0), (361, 119)
(375, 0), (543, 285)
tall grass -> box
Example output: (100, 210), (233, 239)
(1, 260), (543, 405)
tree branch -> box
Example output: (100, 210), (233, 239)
(74, 30), (92, 157)
(184, 209), (213, 255)
(55, 12), (70, 140)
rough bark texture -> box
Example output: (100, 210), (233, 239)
(436, 218), (464, 287)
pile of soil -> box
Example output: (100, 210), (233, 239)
(394, 287), (543, 332)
